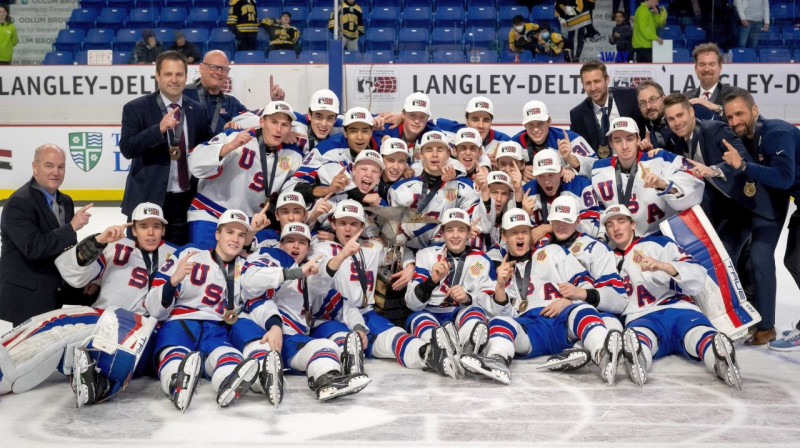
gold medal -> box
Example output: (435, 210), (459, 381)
(223, 309), (239, 325)
(518, 299), (528, 314)
(169, 146), (181, 160)
(744, 181), (757, 197)
(597, 145), (610, 158)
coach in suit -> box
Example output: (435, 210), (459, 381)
(0, 144), (92, 325)
(569, 60), (644, 158)
(684, 43), (736, 120)
(120, 50), (213, 245)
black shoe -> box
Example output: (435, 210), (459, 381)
(308, 371), (371, 401)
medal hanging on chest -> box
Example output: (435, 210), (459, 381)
(744, 181), (757, 198)
(169, 146), (181, 160)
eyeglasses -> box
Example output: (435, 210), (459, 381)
(638, 96), (663, 107)
(203, 63), (231, 74)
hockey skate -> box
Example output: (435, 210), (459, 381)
(308, 371), (371, 401)
(538, 348), (592, 372)
(72, 347), (109, 408)
(423, 326), (459, 379)
(260, 350), (284, 407)
(459, 353), (511, 385)
(169, 351), (202, 413)
(217, 357), (259, 407)
(442, 321), (465, 377)
(712, 333), (742, 390)
(341, 331), (365, 375)
(622, 328), (647, 387)
(461, 321), (489, 356)
(596, 329), (623, 386)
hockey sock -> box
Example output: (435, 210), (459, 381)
(455, 306), (487, 345)
(329, 331), (348, 348)
(207, 347), (244, 393)
(157, 346), (191, 395)
(567, 305), (607, 363)
(371, 327), (425, 369)
(601, 314), (624, 333)
(305, 347), (341, 381)
(408, 312), (440, 342)
(684, 326), (717, 371)
(485, 317), (521, 360)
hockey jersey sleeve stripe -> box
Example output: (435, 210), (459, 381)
(314, 290), (343, 321)
(189, 193), (227, 218)
(280, 311), (307, 335)
(93, 254), (107, 281)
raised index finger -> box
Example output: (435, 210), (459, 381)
(322, 192), (333, 201)
(562, 129), (569, 142)
(79, 203), (94, 212)
(269, 74), (274, 89)
(122, 222), (134, 228)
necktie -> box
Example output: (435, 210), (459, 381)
(51, 198), (64, 226)
(170, 103), (190, 191)
(600, 106), (610, 146)
(704, 91), (711, 100)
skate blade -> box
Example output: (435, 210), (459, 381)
(177, 353), (202, 414)
(218, 359), (259, 408)
(267, 353), (283, 409)
(716, 337), (742, 391)
(624, 330), (645, 388)
(468, 324), (489, 356)
(443, 324), (465, 378)
(606, 331), (622, 387)
(536, 352), (590, 371)
(318, 376), (372, 401)
(460, 356), (511, 385)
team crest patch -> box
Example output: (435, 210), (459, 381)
(445, 188), (457, 202)
(68, 132), (102, 172)
(571, 243), (583, 254)
(633, 251), (644, 265)
(536, 250), (548, 262)
(279, 156), (291, 171)
(469, 262), (484, 277)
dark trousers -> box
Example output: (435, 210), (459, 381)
(237, 33), (258, 51)
(633, 47), (653, 62)
(783, 200), (800, 291)
(162, 191), (194, 247)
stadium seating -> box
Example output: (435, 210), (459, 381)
(433, 50), (466, 63)
(183, 28), (209, 53)
(531, 5), (557, 24)
(500, 48), (532, 63)
(437, 0), (466, 8)
(298, 50), (329, 64)
(431, 27), (464, 51)
(499, 6), (530, 25)
(84, 28), (115, 50)
(67, 9), (97, 31)
(466, 7), (497, 29)
(258, 6), (280, 22)
(729, 47), (758, 63)
(672, 48), (692, 63)
(365, 28), (396, 52)
(73, 50), (88, 65)
(96, 8), (127, 31)
(398, 27), (430, 52)
(343, 50), (362, 63)
(772, 4), (796, 26)
(192, 0), (219, 7)
(464, 27), (495, 50)
(54, 29), (85, 53)
(113, 51), (131, 65)
(115, 29), (141, 52)
(405, 0), (431, 7)
(469, 48), (499, 63)
(43, 51), (74, 65)
(283, 6), (309, 31)
(127, 8), (160, 29)
(163, 0), (192, 7)
(80, 0), (106, 9)
(283, 0), (308, 7)
(188, 7), (220, 30)
(371, 7), (400, 30)
(364, 50), (395, 63)
(760, 48), (792, 62)
(154, 28), (174, 44)
(107, 0), (133, 7)
(534, 52), (565, 63)
(658, 26), (682, 43)
(785, 27), (800, 49)
(435, 7), (466, 29)
(159, 8), (188, 29)
(303, 27), (329, 52)
(397, 50), (430, 63)
(403, 7), (433, 31)
(684, 26), (707, 51)
(234, 51), (265, 64)
(759, 31), (784, 48)
(209, 27), (236, 55)
(308, 6), (333, 29)
(469, 0), (498, 8)
(267, 50), (297, 64)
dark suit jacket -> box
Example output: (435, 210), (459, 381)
(569, 86), (646, 154)
(0, 178), (78, 325)
(685, 82), (737, 120)
(119, 92), (213, 217)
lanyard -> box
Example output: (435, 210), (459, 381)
(141, 249), (158, 289)
(614, 159), (638, 207)
(417, 173), (444, 212)
(301, 277), (311, 329)
(445, 251), (469, 287)
(197, 85), (223, 133)
(155, 95), (186, 148)
(514, 256), (533, 304)
(257, 132), (280, 208)
(350, 250), (369, 307)
(212, 251), (236, 315)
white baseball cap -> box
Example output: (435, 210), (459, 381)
(502, 208), (533, 230)
(454, 127), (483, 148)
(495, 141), (524, 161)
(280, 222), (312, 241)
(354, 149), (385, 170)
(380, 137), (410, 157)
(218, 209), (253, 232)
(333, 199), (366, 223)
(261, 100), (295, 121)
(606, 117), (639, 136)
(532, 148), (561, 176)
(403, 92), (431, 116)
(465, 96), (494, 116)
(440, 208), (471, 228)
(548, 195), (579, 224)
(309, 89), (339, 114)
(132, 202), (168, 224)
(419, 130), (450, 149)
(600, 204), (634, 226)
(276, 191), (307, 210)
(342, 106), (374, 127)
(522, 100), (550, 125)
(487, 171), (514, 191)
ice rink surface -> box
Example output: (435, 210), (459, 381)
(1, 207), (800, 447)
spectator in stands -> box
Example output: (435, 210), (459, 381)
(508, 15), (539, 60)
(609, 11), (633, 61)
(169, 31), (202, 64)
(535, 23), (572, 62)
(0, 4), (17, 65)
(129, 29), (164, 65)
(329, 0), (365, 52)
(734, 0), (770, 48)
(260, 12), (300, 55)
(227, 0), (259, 51)
(632, 0), (667, 62)
(667, 0), (702, 27)
(556, 0), (602, 60)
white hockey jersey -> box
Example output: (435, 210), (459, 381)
(406, 244), (505, 316)
(522, 175), (601, 237)
(55, 238), (177, 315)
(187, 129), (303, 224)
(591, 151), (703, 236)
(616, 234), (708, 323)
(290, 133), (381, 187)
(501, 245), (595, 317)
(146, 246), (277, 326)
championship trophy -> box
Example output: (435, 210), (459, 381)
(365, 206), (439, 327)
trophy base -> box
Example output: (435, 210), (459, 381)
(374, 274), (411, 328)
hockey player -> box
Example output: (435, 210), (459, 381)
(522, 149), (601, 238)
(310, 200), (459, 378)
(460, 208), (622, 386)
(388, 131), (488, 255)
(239, 222), (371, 402)
(600, 205), (742, 388)
(146, 210), (273, 412)
(377, 137), (412, 201)
(292, 89), (343, 155)
(380, 92), (442, 160)
(187, 100), (302, 248)
(452, 127), (492, 178)
(592, 117), (704, 236)
(432, 96), (512, 165)
(512, 100), (597, 179)
(0, 203), (173, 405)
(406, 209), (505, 375)
(472, 170), (519, 254)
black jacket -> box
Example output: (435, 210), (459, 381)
(569, 86), (645, 155)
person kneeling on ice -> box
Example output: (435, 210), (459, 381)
(0, 203), (173, 406)
(310, 200), (459, 378)
(146, 210), (275, 412)
(240, 222), (371, 402)
(405, 208), (504, 379)
(460, 208), (622, 386)
(601, 205), (742, 388)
